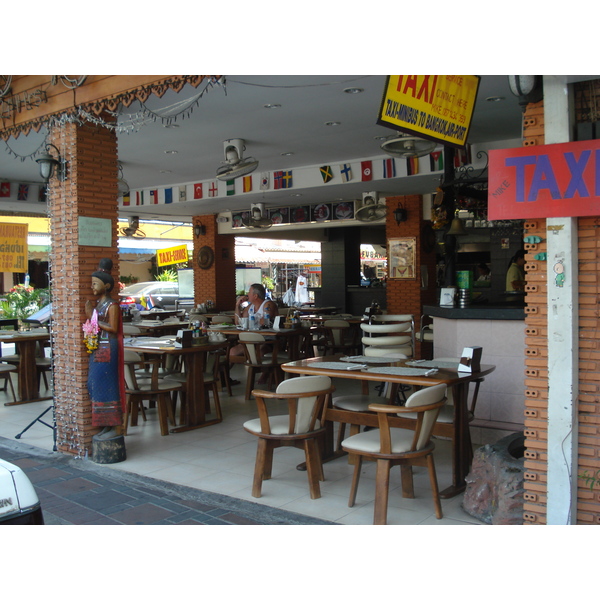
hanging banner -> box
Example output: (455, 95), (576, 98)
(488, 139), (600, 220)
(156, 244), (189, 267)
(0, 222), (28, 272)
(377, 75), (480, 148)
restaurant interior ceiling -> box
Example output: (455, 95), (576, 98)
(1, 75), (597, 241)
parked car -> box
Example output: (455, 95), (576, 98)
(0, 458), (44, 525)
(119, 281), (180, 310)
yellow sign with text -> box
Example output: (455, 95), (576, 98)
(377, 75), (480, 148)
(0, 222), (28, 273)
(156, 244), (189, 267)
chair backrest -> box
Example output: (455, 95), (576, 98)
(211, 315), (234, 324)
(123, 352), (143, 391)
(123, 325), (141, 335)
(239, 332), (267, 365)
(402, 384), (447, 449)
(360, 321), (414, 357)
(323, 319), (355, 347)
(275, 375), (333, 434)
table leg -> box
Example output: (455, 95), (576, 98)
(170, 351), (221, 433)
(439, 381), (472, 499)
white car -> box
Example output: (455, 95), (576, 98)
(0, 458), (44, 525)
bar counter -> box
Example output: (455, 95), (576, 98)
(423, 300), (526, 443)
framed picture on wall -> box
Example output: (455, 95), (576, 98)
(388, 237), (417, 279)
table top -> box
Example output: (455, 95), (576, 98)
(0, 329), (50, 342)
(281, 354), (495, 386)
(124, 338), (227, 355)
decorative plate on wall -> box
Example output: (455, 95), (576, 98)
(197, 245), (214, 269)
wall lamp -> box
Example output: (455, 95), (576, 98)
(36, 143), (68, 182)
(393, 204), (408, 224)
(194, 223), (206, 237)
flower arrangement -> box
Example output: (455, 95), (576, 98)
(0, 284), (50, 321)
(82, 310), (99, 353)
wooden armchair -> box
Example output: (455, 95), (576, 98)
(341, 383), (447, 524)
(243, 375), (335, 499)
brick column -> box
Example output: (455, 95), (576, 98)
(192, 215), (235, 312)
(385, 194), (437, 359)
(47, 120), (119, 456)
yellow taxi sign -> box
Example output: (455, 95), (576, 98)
(156, 244), (189, 267)
(377, 75), (480, 148)
(0, 222), (28, 272)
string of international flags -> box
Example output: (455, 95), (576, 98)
(119, 151), (462, 207)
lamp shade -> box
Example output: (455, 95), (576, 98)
(36, 151), (59, 181)
(447, 218), (467, 236)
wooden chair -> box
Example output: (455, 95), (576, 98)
(0, 363), (17, 402)
(317, 319), (361, 356)
(243, 375), (335, 499)
(122, 350), (183, 436)
(342, 383), (448, 524)
(238, 332), (288, 402)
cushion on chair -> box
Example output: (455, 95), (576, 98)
(342, 427), (417, 454)
(397, 404), (454, 423)
(332, 395), (375, 412)
(244, 414), (322, 436)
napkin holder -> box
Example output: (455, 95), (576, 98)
(458, 346), (482, 372)
(273, 315), (283, 330)
(440, 287), (456, 307)
(174, 329), (192, 348)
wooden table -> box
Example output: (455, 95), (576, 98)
(133, 320), (189, 337)
(0, 330), (52, 405)
(123, 338), (227, 433)
(281, 355), (496, 498)
(208, 325), (308, 361)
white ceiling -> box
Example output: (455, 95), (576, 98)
(0, 75), (596, 226)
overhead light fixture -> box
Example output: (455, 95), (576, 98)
(163, 124), (179, 129)
(393, 204), (408, 224)
(281, 152), (294, 156)
(343, 87), (364, 94)
(507, 75), (543, 111)
(263, 103), (281, 109)
(325, 121), (341, 126)
(36, 143), (67, 182)
(486, 96), (505, 102)
(447, 215), (467, 236)
(194, 224), (206, 237)
(164, 150), (178, 154)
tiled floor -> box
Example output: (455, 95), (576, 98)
(0, 362), (482, 525)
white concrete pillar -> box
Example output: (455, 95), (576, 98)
(544, 75), (579, 524)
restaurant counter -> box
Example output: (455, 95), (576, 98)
(423, 301), (526, 443)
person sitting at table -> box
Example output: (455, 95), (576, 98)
(230, 284), (279, 382)
(84, 258), (126, 441)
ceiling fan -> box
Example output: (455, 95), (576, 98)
(355, 193), (386, 222)
(117, 162), (130, 200)
(242, 203), (273, 229)
(380, 133), (437, 158)
(216, 138), (259, 181)
(119, 215), (146, 238)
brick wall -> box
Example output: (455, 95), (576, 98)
(48, 120), (119, 455)
(385, 194), (437, 359)
(521, 99), (600, 524)
(192, 216), (236, 312)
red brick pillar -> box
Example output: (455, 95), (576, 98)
(192, 215), (235, 312)
(47, 120), (119, 456)
(385, 194), (437, 359)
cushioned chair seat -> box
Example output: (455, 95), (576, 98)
(244, 414), (322, 436)
(342, 427), (432, 454)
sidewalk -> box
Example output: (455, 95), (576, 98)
(0, 436), (335, 526)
